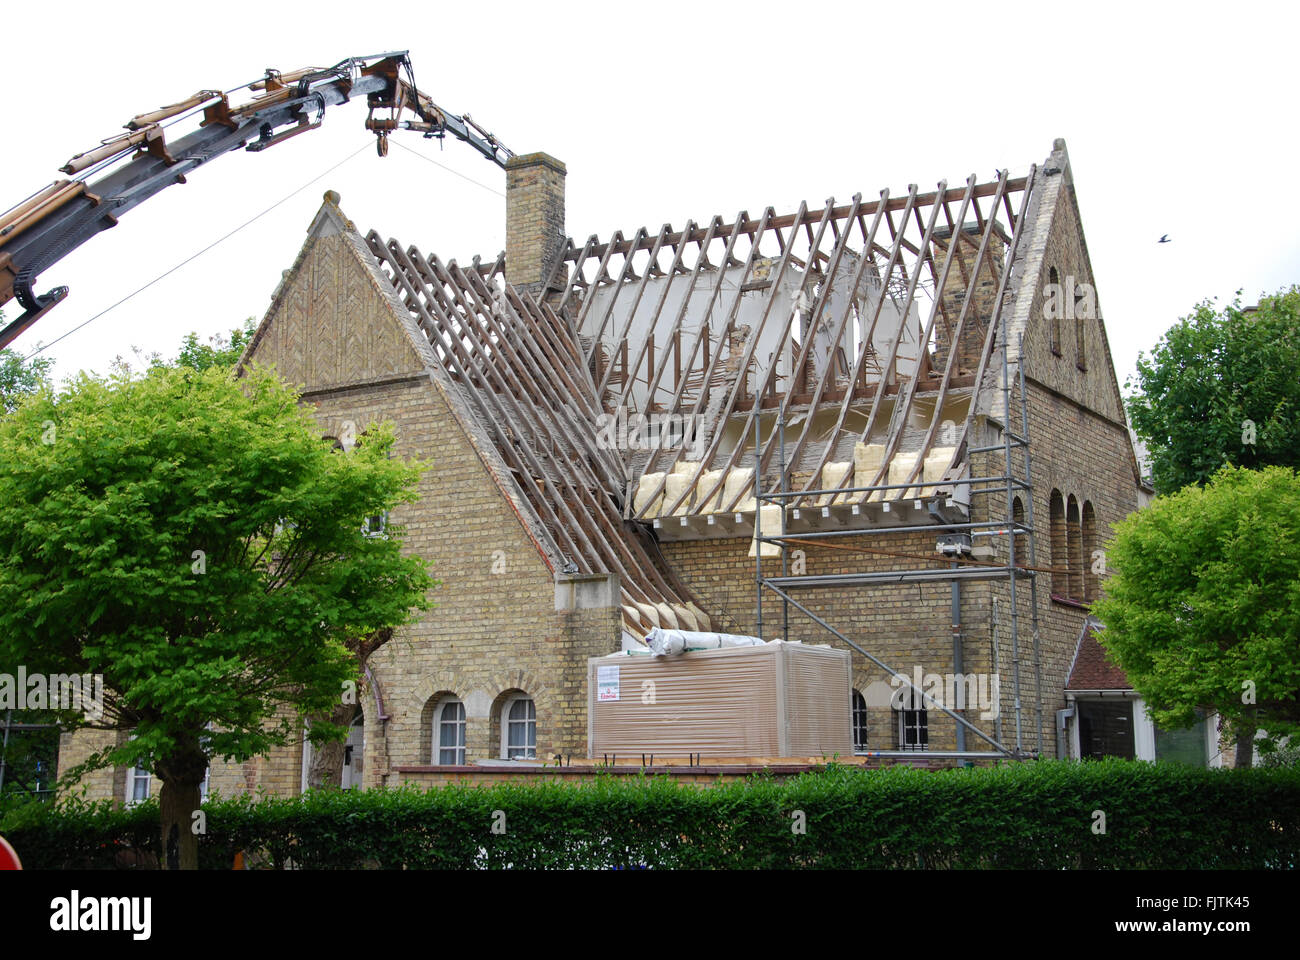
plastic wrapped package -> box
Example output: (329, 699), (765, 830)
(588, 642), (853, 758)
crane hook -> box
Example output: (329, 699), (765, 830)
(375, 130), (389, 157)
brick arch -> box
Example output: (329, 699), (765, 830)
(407, 672), (465, 765)
(1082, 500), (1098, 602)
(1067, 494), (1082, 601)
(1049, 489), (1066, 596)
(485, 669), (552, 760)
(1011, 495), (1026, 563)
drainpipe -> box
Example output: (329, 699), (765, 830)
(1056, 704), (1075, 760)
(951, 566), (966, 757)
(365, 665), (391, 788)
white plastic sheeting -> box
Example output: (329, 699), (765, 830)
(643, 628), (765, 658)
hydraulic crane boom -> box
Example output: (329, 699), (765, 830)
(0, 51), (512, 350)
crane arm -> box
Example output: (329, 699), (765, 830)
(0, 52), (511, 350)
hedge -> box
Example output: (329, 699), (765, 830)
(2, 759), (1297, 869)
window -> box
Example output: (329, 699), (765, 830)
(1067, 495), (1082, 602)
(898, 709), (928, 751)
(362, 512), (388, 539)
(435, 699), (466, 765)
(1154, 710), (1210, 767)
(501, 696), (536, 760)
(1082, 501), (1098, 603)
(1047, 267), (1062, 356)
(126, 760), (151, 805)
(1049, 489), (1066, 597)
(1077, 700), (1134, 760)
(851, 690), (868, 753)
(198, 724), (211, 801)
(1011, 496), (1026, 563)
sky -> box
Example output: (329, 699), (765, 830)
(3, 1), (1297, 397)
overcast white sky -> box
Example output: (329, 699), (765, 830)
(3, 1), (1297, 396)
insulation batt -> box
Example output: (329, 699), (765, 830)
(644, 628), (765, 657)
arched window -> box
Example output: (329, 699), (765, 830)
(501, 695), (536, 760)
(1075, 312), (1087, 371)
(1067, 495), (1082, 601)
(1047, 267), (1062, 356)
(434, 698), (466, 765)
(851, 690), (868, 753)
(1082, 501), (1098, 603)
(1049, 489), (1066, 597)
(1011, 496), (1026, 564)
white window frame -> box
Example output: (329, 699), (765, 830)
(500, 695), (537, 760)
(126, 735), (210, 805)
(125, 759), (152, 806)
(434, 698), (466, 765)
(361, 511), (388, 539)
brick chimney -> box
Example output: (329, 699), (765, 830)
(505, 152), (567, 296)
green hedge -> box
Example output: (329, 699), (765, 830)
(3, 760), (1298, 869)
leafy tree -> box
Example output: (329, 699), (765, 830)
(164, 317), (257, 373)
(0, 310), (54, 415)
(1126, 286), (1300, 494)
(0, 363), (435, 868)
(1091, 466), (1300, 766)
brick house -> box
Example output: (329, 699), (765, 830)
(61, 137), (1155, 801)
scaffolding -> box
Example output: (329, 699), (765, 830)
(754, 332), (1043, 760)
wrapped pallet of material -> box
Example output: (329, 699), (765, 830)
(633, 472), (665, 518)
(819, 461), (852, 505)
(662, 472), (694, 516)
(722, 467), (757, 513)
(694, 468), (725, 514)
(853, 443), (886, 500)
(588, 641), (853, 759)
(748, 503), (782, 558)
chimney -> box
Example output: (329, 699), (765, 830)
(505, 152), (567, 296)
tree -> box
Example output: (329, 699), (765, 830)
(1126, 286), (1300, 494)
(164, 318), (256, 373)
(0, 311), (54, 415)
(1090, 466), (1300, 766)
(0, 363), (435, 867)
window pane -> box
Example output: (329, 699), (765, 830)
(437, 701), (465, 764)
(505, 698), (535, 759)
(1155, 717), (1208, 767)
(1077, 700), (1134, 760)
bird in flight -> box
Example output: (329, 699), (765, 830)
(1158, 235), (1171, 243)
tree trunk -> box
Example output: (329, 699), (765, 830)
(307, 702), (359, 791)
(1234, 720), (1257, 768)
(156, 737), (208, 870)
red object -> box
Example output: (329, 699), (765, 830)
(0, 835), (21, 870)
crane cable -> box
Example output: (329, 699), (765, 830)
(22, 140), (373, 360)
(21, 131), (508, 362)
